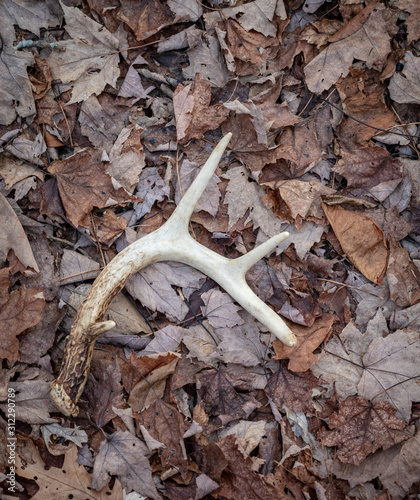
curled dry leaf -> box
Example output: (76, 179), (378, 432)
(321, 203), (389, 284)
(387, 235), (420, 306)
(320, 397), (409, 466)
(273, 314), (334, 372)
(173, 73), (229, 143)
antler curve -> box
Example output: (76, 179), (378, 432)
(50, 133), (296, 416)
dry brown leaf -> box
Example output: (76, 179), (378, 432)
(273, 314), (334, 372)
(138, 399), (188, 476)
(48, 3), (120, 104)
(92, 210), (127, 246)
(387, 235), (420, 306)
(196, 367), (259, 428)
(0, 284), (44, 361)
(92, 429), (160, 499)
(0, 193), (39, 273)
(216, 435), (274, 500)
(304, 5), (391, 93)
(59, 249), (100, 285)
(48, 149), (136, 228)
(17, 444), (122, 499)
(173, 73), (229, 143)
(320, 397), (409, 466)
(321, 203), (389, 284)
(266, 365), (322, 414)
(395, 0), (420, 43)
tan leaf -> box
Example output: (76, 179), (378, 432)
(92, 429), (160, 499)
(17, 444), (122, 499)
(92, 210), (127, 246)
(48, 3), (120, 104)
(389, 51), (420, 104)
(273, 314), (334, 372)
(395, 0), (420, 43)
(0, 192), (39, 273)
(320, 397), (409, 466)
(387, 235), (420, 306)
(304, 5), (390, 93)
(59, 249), (100, 285)
(321, 203), (389, 284)
(201, 289), (245, 329)
(48, 149), (135, 228)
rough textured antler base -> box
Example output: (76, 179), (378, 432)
(50, 133), (297, 417)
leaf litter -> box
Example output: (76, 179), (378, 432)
(0, 0), (419, 498)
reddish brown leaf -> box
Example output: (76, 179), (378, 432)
(138, 400), (188, 477)
(322, 203), (389, 284)
(266, 365), (322, 414)
(216, 435), (274, 500)
(0, 285), (44, 361)
(320, 397), (409, 466)
(196, 367), (259, 429)
(48, 149), (136, 227)
(273, 314), (334, 372)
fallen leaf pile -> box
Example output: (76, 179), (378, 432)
(0, 0), (419, 499)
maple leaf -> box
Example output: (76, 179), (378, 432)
(17, 443), (122, 499)
(48, 3), (120, 104)
(48, 149), (136, 228)
(304, 3), (391, 93)
(92, 429), (160, 499)
(266, 364), (322, 415)
(196, 367), (259, 428)
(320, 397), (409, 466)
(201, 289), (245, 328)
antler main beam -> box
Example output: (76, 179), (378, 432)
(50, 133), (297, 417)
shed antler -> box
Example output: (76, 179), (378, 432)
(51, 133), (297, 416)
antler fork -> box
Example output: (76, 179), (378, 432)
(50, 133), (297, 417)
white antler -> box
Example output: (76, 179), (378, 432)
(50, 133), (296, 416)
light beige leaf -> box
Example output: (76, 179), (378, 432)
(201, 289), (245, 328)
(67, 284), (149, 336)
(182, 321), (219, 366)
(17, 444), (122, 500)
(311, 311), (387, 400)
(358, 329), (420, 422)
(0, 192), (39, 273)
(174, 159), (221, 216)
(59, 249), (100, 285)
(92, 429), (160, 499)
(42, 423), (88, 456)
(48, 3), (120, 104)
(0, 153), (44, 189)
(168, 0), (203, 22)
(304, 7), (390, 93)
(1, 379), (57, 424)
(389, 51), (420, 105)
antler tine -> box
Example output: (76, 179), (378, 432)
(50, 133), (296, 417)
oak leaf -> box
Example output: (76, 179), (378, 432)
(320, 397), (409, 466)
